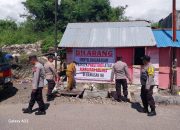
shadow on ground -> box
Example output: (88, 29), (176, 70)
(31, 103), (50, 112)
(0, 86), (18, 102)
(131, 102), (144, 113)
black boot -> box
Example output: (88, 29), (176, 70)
(35, 110), (46, 115)
(143, 108), (149, 113)
(138, 107), (149, 113)
(123, 96), (130, 102)
(148, 108), (156, 116)
(22, 108), (32, 114)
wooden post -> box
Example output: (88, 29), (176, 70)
(172, 0), (177, 42)
(170, 0), (177, 95)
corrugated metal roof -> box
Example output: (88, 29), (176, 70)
(67, 21), (150, 28)
(59, 22), (156, 48)
(153, 30), (180, 48)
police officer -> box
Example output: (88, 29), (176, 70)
(140, 55), (156, 116)
(44, 55), (59, 101)
(111, 57), (132, 102)
(22, 55), (46, 115)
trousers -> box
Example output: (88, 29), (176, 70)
(66, 72), (74, 91)
(47, 79), (55, 96)
(28, 87), (45, 111)
(115, 79), (128, 99)
(141, 85), (155, 110)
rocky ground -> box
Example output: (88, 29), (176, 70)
(2, 42), (42, 55)
(0, 82), (124, 105)
(1, 81), (180, 106)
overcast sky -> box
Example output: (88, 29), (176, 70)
(111, 0), (180, 22)
(0, 0), (179, 23)
(0, 0), (26, 22)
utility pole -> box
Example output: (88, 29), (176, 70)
(172, 0), (177, 42)
(171, 0), (177, 95)
(55, 0), (61, 70)
(55, 0), (58, 70)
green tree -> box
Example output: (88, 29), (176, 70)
(23, 0), (127, 31)
(0, 0), (128, 52)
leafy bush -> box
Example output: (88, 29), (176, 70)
(0, 20), (17, 31)
(0, 26), (41, 45)
(0, 20), (62, 53)
(41, 33), (62, 53)
(41, 35), (54, 53)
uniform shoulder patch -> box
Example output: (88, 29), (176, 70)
(147, 66), (154, 75)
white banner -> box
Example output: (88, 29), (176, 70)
(73, 48), (115, 82)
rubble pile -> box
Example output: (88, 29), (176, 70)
(2, 41), (47, 81)
(2, 41), (42, 55)
(53, 96), (123, 105)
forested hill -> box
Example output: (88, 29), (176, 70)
(0, 0), (127, 52)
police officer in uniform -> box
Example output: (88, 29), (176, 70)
(44, 55), (59, 101)
(111, 57), (132, 102)
(140, 55), (156, 116)
(22, 55), (46, 115)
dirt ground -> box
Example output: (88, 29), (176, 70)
(0, 82), (120, 105)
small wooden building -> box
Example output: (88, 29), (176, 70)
(59, 21), (158, 84)
(153, 30), (180, 89)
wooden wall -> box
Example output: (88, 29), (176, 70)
(177, 49), (180, 87)
(116, 48), (133, 81)
(65, 47), (178, 88)
(159, 48), (171, 89)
